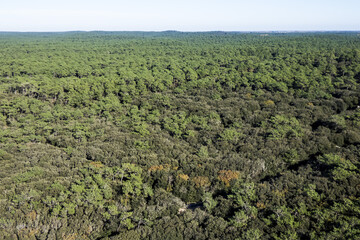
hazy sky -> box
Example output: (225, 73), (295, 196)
(0, 0), (359, 31)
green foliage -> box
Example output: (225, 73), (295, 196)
(231, 210), (250, 228)
(202, 192), (217, 212)
(318, 154), (358, 180)
(229, 182), (258, 228)
(197, 146), (209, 159)
(282, 148), (300, 164)
(239, 228), (263, 240)
(271, 206), (300, 239)
(347, 109), (360, 127)
(12, 167), (44, 183)
(0, 32), (360, 239)
(304, 184), (321, 201)
(162, 112), (189, 137)
(220, 128), (242, 142)
(263, 115), (303, 139)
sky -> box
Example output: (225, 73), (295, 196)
(0, 0), (359, 32)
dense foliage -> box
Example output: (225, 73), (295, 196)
(0, 32), (360, 239)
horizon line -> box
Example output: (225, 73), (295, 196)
(1, 30), (360, 33)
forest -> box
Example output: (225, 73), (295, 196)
(0, 31), (359, 239)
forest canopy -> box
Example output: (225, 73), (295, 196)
(0, 31), (359, 239)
